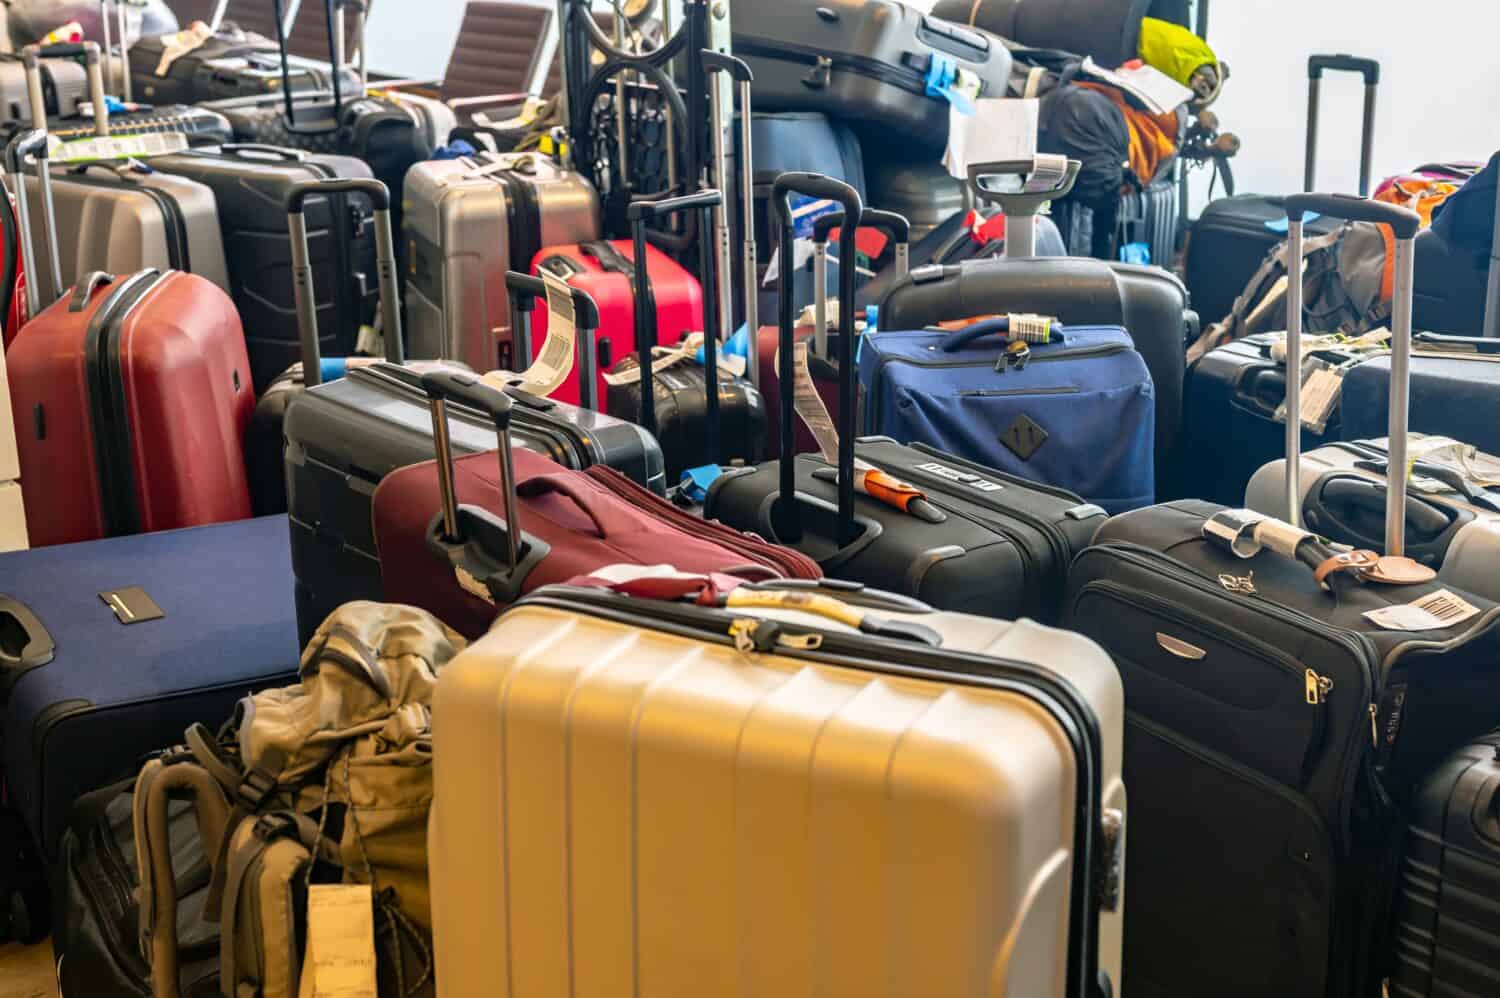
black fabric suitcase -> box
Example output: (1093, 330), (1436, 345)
(1389, 731), (1500, 996)
(932, 0), (1152, 68)
(1178, 331), (1368, 505)
(1341, 333), (1500, 456)
(127, 21), (359, 106)
(1185, 54), (1379, 327)
(706, 172), (1107, 622)
(1413, 225), (1491, 337)
(1065, 193), (1500, 998)
(733, 0), (1012, 151)
(0, 516), (300, 869)
(148, 145), (378, 392)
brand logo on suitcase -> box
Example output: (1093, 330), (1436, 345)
(915, 461), (1004, 493)
(1000, 414), (1049, 461)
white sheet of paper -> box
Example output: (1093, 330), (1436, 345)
(299, 884), (376, 998)
(1079, 57), (1194, 115)
(944, 98), (1039, 180)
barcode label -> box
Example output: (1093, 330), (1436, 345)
(1364, 589), (1480, 632)
(1411, 590), (1480, 625)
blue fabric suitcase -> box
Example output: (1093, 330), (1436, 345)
(0, 516), (301, 860)
(1340, 334), (1500, 455)
(858, 320), (1156, 511)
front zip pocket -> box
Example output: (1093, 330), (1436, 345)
(1075, 580), (1330, 789)
(955, 386), (1079, 398)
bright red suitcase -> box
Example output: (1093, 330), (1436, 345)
(5, 130), (254, 547)
(529, 240), (703, 409)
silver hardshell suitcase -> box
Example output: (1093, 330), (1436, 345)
(430, 579), (1125, 998)
(402, 150), (599, 371)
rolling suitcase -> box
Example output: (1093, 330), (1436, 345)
(1389, 730), (1500, 996)
(431, 575), (1125, 998)
(147, 143), (377, 392)
(933, 0), (1151, 68)
(733, 0), (1012, 151)
(706, 172), (1107, 622)
(1185, 54), (1378, 328)
(0, 50), (87, 124)
(0, 514), (300, 864)
(866, 155), (970, 244)
(403, 151), (600, 373)
(370, 367), (818, 639)
(879, 156), (1194, 487)
(1178, 331), (1381, 505)
(278, 182), (665, 640)
(1340, 334), (1500, 455)
(4, 129), (254, 548)
(1062, 192), (1500, 998)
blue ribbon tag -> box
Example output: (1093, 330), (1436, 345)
(694, 326), (752, 368)
(925, 55), (976, 116)
(1264, 211), (1321, 233)
(319, 357), (349, 381)
(678, 464), (724, 504)
(1119, 241), (1152, 266)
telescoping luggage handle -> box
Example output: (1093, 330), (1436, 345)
(503, 271), (604, 411)
(809, 208), (910, 360)
(99, 0), (134, 102)
(285, 176), (403, 387)
(1284, 193), (1421, 557)
(21, 41), (109, 136)
(420, 368), (548, 605)
(270, 0), (366, 133)
(626, 188), (724, 460)
(967, 157), (1081, 259)
(701, 50), (757, 387)
(3, 129), (63, 319)
(774, 172), (863, 547)
(1305, 55), (1379, 196)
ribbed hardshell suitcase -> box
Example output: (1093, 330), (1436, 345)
(0, 514), (299, 859)
(430, 579), (1125, 998)
(1389, 731), (1500, 996)
(1063, 193), (1500, 998)
(404, 152), (599, 372)
(733, 0), (1012, 150)
(1244, 436), (1500, 602)
(5, 131), (254, 548)
(146, 145), (377, 392)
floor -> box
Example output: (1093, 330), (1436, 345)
(0, 941), (58, 998)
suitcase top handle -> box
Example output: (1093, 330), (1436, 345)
(286, 177), (402, 386)
(774, 172), (864, 548)
(504, 271), (604, 411)
(967, 157), (1081, 215)
(504, 272), (601, 330)
(700, 50), (753, 84)
(811, 207), (911, 247)
(1285, 194), (1422, 560)
(1307, 54), (1380, 84)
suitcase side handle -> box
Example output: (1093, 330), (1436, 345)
(773, 172), (863, 547)
(0, 595), (55, 673)
(504, 271), (602, 412)
(286, 177), (402, 385)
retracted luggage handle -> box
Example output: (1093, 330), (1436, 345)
(286, 176), (402, 386)
(626, 189), (725, 462)
(967, 157), (1081, 259)
(773, 172), (863, 547)
(271, 0), (360, 134)
(503, 271), (604, 412)
(99, 0), (134, 102)
(702, 50), (756, 386)
(1284, 193), (1421, 557)
(1304, 54), (1380, 196)
(809, 207), (911, 360)
(22, 41), (110, 138)
(4, 128), (63, 318)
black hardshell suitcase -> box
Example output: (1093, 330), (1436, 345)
(1390, 731), (1500, 996)
(706, 172), (1107, 623)
(148, 145), (378, 392)
(733, 0), (1012, 151)
(1064, 193), (1500, 998)
(1185, 54), (1378, 327)
(279, 199), (663, 639)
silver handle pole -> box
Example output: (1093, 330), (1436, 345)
(708, 72), (733, 345)
(813, 242), (828, 360)
(8, 171), (42, 320)
(428, 399), (461, 541)
(1385, 233), (1416, 557)
(1284, 217), (1305, 527)
(287, 209), (323, 387)
(738, 78), (758, 386)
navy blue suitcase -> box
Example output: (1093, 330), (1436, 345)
(1340, 334), (1500, 456)
(0, 516), (301, 861)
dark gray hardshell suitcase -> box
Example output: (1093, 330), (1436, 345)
(866, 155), (970, 243)
(879, 255), (1195, 488)
(733, 0), (1012, 150)
(128, 27), (360, 106)
(933, 0), (1151, 68)
(148, 146), (378, 392)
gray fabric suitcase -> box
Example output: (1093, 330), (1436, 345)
(402, 151), (599, 371)
(732, 0), (1012, 150)
(431, 579), (1125, 998)
(20, 163), (230, 300)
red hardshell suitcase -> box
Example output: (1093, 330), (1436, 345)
(530, 240), (703, 409)
(4, 131), (254, 547)
(371, 366), (819, 640)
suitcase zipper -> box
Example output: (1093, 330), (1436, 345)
(85, 272), (162, 535)
(1081, 579), (1331, 785)
(734, 36), (981, 101)
(955, 386), (1080, 397)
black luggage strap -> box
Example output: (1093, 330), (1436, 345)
(579, 240), (636, 279)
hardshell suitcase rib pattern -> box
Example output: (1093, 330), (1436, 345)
(430, 579), (1125, 998)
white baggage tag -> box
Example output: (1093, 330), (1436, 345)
(943, 97), (1038, 180)
(1364, 590), (1481, 632)
(298, 884), (377, 998)
(1296, 364), (1345, 433)
(484, 268), (576, 398)
(598, 333), (744, 388)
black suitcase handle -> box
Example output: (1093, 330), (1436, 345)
(1307, 54), (1380, 84)
(1284, 193), (1421, 240)
(503, 272), (604, 412)
(1304, 53), (1380, 195)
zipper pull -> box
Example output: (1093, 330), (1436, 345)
(1304, 669), (1332, 705)
(803, 56), (832, 90)
(1369, 703), (1379, 747)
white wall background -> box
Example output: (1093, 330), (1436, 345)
(368, 0), (1500, 208)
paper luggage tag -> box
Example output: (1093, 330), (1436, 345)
(299, 884), (376, 998)
(944, 98), (1039, 181)
(1363, 590), (1480, 632)
(481, 269), (577, 398)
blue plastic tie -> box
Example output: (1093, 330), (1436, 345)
(679, 464), (724, 504)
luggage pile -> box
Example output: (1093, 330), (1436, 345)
(0, 2), (1497, 998)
